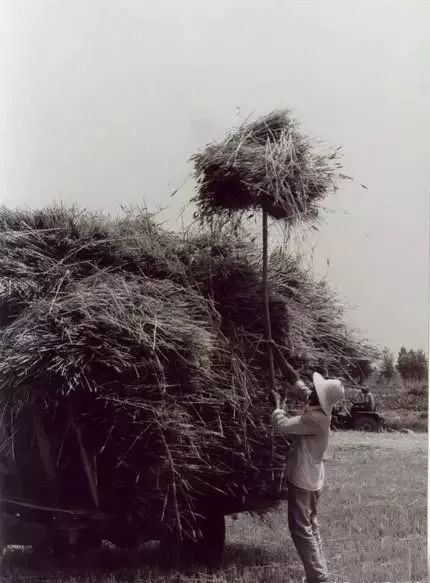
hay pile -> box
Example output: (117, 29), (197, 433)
(0, 205), (375, 539)
(191, 110), (346, 224)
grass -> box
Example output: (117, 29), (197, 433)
(2, 431), (427, 583)
(383, 409), (428, 432)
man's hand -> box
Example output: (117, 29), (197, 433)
(263, 339), (301, 384)
(293, 380), (312, 403)
(271, 390), (285, 411)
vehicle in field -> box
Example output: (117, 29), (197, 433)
(331, 402), (385, 432)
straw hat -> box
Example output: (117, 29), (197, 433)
(312, 372), (345, 416)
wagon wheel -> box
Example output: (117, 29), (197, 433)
(50, 521), (103, 557)
(195, 513), (226, 567)
(159, 514), (225, 568)
(74, 527), (103, 552)
(106, 519), (138, 548)
(353, 415), (380, 432)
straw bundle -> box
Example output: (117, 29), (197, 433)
(0, 274), (217, 399)
(191, 110), (345, 224)
(183, 233), (376, 381)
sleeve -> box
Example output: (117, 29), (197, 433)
(271, 343), (300, 384)
(292, 381), (312, 403)
(272, 409), (319, 436)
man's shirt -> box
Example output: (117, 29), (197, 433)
(272, 406), (330, 491)
(366, 393), (375, 411)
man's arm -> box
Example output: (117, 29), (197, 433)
(268, 341), (312, 401)
(271, 342), (300, 384)
(272, 409), (319, 436)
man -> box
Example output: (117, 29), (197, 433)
(351, 387), (375, 413)
(360, 387), (375, 412)
(272, 372), (345, 583)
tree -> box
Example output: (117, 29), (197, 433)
(397, 347), (428, 382)
(380, 347), (395, 381)
(413, 349), (429, 381)
(396, 346), (408, 379)
(349, 357), (374, 384)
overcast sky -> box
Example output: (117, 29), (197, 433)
(1, 0), (429, 356)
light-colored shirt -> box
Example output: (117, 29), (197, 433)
(272, 406), (330, 491)
(365, 393), (375, 411)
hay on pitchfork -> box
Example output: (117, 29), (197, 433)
(191, 110), (347, 225)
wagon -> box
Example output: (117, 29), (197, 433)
(0, 489), (284, 567)
(0, 404), (286, 567)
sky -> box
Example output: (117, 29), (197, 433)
(0, 0), (429, 356)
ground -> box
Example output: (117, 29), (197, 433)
(2, 431), (427, 583)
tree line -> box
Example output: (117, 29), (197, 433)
(380, 346), (428, 382)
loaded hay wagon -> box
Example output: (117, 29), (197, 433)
(0, 112), (376, 566)
(0, 226), (286, 564)
(0, 205), (375, 566)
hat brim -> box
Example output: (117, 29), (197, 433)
(312, 372), (331, 416)
(313, 372), (326, 393)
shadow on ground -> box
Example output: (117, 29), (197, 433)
(1, 541), (279, 581)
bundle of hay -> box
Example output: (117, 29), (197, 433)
(191, 110), (346, 224)
(182, 231), (376, 381)
(0, 274), (217, 398)
(0, 205), (375, 540)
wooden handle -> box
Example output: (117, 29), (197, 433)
(262, 208), (277, 393)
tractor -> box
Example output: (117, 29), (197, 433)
(331, 402), (385, 432)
